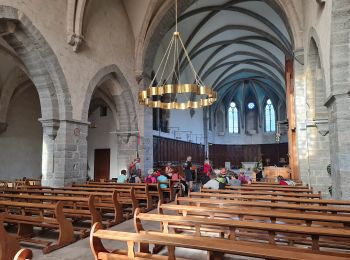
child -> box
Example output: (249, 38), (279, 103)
(117, 170), (127, 183)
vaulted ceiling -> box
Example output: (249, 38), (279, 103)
(154, 0), (294, 115)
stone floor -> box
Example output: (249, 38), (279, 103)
(28, 208), (258, 260)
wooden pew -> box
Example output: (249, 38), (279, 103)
(0, 200), (75, 253)
(251, 181), (303, 186)
(13, 249), (33, 260)
(134, 209), (350, 253)
(90, 222), (350, 260)
(189, 192), (350, 207)
(1, 189), (123, 225)
(0, 216), (33, 260)
(16, 183), (162, 209)
(159, 203), (350, 228)
(0, 193), (104, 230)
(148, 180), (180, 202)
(8, 186), (138, 218)
(225, 185), (314, 193)
(177, 197), (350, 215)
(244, 183), (309, 188)
(201, 187), (321, 198)
(73, 183), (154, 210)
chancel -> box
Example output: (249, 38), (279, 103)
(0, 0), (350, 259)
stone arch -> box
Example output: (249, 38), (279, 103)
(84, 65), (139, 178)
(304, 30), (331, 196)
(0, 5), (72, 121)
(82, 64), (137, 128)
(306, 31), (327, 121)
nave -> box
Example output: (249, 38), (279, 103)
(1, 179), (350, 260)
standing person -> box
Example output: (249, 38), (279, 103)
(117, 170), (127, 183)
(165, 162), (174, 176)
(183, 156), (193, 194)
(203, 159), (212, 177)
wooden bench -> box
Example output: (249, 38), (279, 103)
(0, 193), (105, 230)
(251, 181), (304, 186)
(90, 222), (350, 260)
(0, 200), (75, 253)
(1, 189), (123, 225)
(13, 249), (33, 260)
(189, 192), (350, 207)
(225, 185), (314, 193)
(134, 209), (350, 253)
(73, 183), (154, 210)
(244, 183), (309, 188)
(201, 187), (322, 198)
(159, 203), (350, 229)
(148, 180), (180, 202)
(0, 215), (33, 260)
(177, 196), (350, 215)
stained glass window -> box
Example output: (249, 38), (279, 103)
(228, 102), (239, 133)
(265, 99), (276, 132)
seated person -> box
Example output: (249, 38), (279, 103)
(277, 175), (296, 186)
(117, 170), (127, 183)
(229, 173), (241, 186)
(203, 172), (220, 190)
(145, 169), (157, 183)
(157, 172), (169, 188)
(134, 173), (142, 183)
(238, 171), (251, 185)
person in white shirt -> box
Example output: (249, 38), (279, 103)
(203, 172), (219, 190)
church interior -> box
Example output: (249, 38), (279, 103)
(0, 0), (350, 259)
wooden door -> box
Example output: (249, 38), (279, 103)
(94, 149), (110, 181)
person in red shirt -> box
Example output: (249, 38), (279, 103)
(203, 159), (212, 177)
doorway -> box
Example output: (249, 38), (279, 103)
(94, 149), (110, 180)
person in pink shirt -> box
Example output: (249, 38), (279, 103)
(145, 169), (156, 183)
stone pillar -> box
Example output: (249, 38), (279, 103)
(294, 50), (310, 185)
(40, 119), (88, 187)
(328, 0), (350, 199)
(136, 74), (153, 176)
(203, 107), (209, 158)
(139, 106), (154, 175)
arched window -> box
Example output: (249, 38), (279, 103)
(228, 102), (239, 133)
(265, 99), (276, 132)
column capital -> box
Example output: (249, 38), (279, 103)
(294, 49), (304, 65)
(324, 91), (350, 107)
(39, 118), (60, 140)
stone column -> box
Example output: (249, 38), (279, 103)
(328, 0), (350, 199)
(40, 119), (88, 187)
(136, 74), (153, 175)
(294, 50), (309, 185)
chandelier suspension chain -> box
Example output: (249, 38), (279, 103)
(138, 0), (217, 109)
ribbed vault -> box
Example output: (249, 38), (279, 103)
(153, 0), (293, 116)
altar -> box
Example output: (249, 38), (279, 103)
(241, 162), (257, 170)
(263, 166), (290, 182)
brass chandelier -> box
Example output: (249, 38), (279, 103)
(138, 0), (217, 110)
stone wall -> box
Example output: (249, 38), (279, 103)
(0, 86), (42, 180)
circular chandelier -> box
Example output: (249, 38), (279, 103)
(138, 0), (217, 110)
